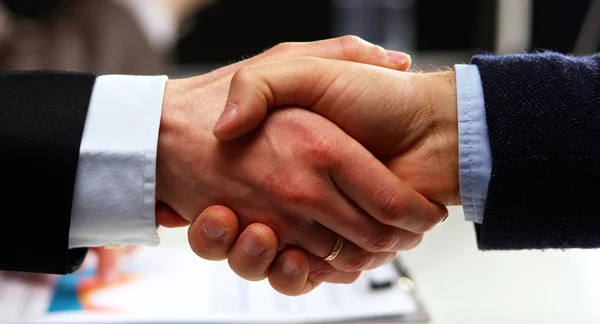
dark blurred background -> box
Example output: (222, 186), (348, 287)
(177, 0), (598, 65)
(1, 0), (598, 72)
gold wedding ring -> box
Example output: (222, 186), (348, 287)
(324, 236), (344, 262)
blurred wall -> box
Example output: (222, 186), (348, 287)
(532, 0), (592, 53)
(2, 0), (597, 67)
(176, 0), (330, 64)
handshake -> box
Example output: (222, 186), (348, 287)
(156, 36), (459, 296)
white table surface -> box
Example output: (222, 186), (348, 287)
(160, 206), (600, 324)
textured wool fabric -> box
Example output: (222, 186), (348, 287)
(0, 70), (96, 273)
(471, 52), (600, 250)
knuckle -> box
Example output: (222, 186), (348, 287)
(308, 266), (335, 282)
(339, 253), (375, 272)
(338, 35), (366, 60)
(375, 190), (409, 226)
(371, 44), (387, 60)
(230, 66), (255, 86)
(363, 231), (399, 252)
(396, 234), (423, 251)
(416, 215), (441, 234)
(381, 252), (398, 265)
(283, 186), (320, 206)
(298, 132), (338, 168)
(271, 41), (296, 53)
(281, 218), (317, 244)
(403, 234), (424, 250)
(270, 176), (322, 207)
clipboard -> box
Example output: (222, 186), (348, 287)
(3, 248), (431, 324)
(341, 256), (430, 324)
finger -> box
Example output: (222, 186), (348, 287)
(269, 249), (361, 296)
(213, 56), (372, 140)
(156, 202), (190, 228)
(267, 248), (312, 296)
(227, 224), (278, 281)
(291, 222), (407, 272)
(94, 248), (119, 283)
(331, 144), (449, 234)
(324, 241), (398, 274)
(203, 36), (410, 84)
(188, 205), (240, 261)
(313, 188), (426, 253)
(304, 253), (361, 285)
(213, 57), (336, 139)
(325, 270), (362, 284)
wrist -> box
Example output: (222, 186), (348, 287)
(424, 70), (461, 204)
(155, 78), (219, 219)
(156, 80), (185, 205)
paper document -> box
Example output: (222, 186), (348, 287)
(1, 246), (422, 323)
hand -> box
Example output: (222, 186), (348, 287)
(154, 36), (413, 226)
(213, 57), (460, 206)
(201, 58), (459, 295)
(187, 205), (336, 295)
(154, 36), (413, 230)
(159, 105), (443, 267)
(155, 39), (447, 294)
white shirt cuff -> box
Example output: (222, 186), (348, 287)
(69, 75), (168, 248)
(455, 64), (492, 224)
(111, 0), (178, 52)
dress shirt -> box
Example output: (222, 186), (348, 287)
(455, 64), (492, 224)
(69, 0), (177, 247)
(68, 75), (168, 248)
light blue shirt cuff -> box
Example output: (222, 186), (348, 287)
(455, 64), (492, 224)
(68, 75), (168, 248)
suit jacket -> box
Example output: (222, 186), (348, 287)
(472, 52), (600, 250)
(0, 0), (168, 274)
(0, 70), (96, 274)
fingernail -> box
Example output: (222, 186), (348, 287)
(439, 213), (449, 225)
(386, 51), (410, 65)
(281, 255), (297, 275)
(243, 230), (267, 258)
(203, 215), (228, 240)
(214, 103), (238, 131)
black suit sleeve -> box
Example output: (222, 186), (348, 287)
(471, 53), (600, 250)
(0, 70), (97, 273)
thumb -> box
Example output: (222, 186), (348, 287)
(213, 57), (353, 140)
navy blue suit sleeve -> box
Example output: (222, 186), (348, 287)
(471, 52), (600, 250)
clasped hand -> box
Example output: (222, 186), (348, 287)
(150, 37), (459, 296)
